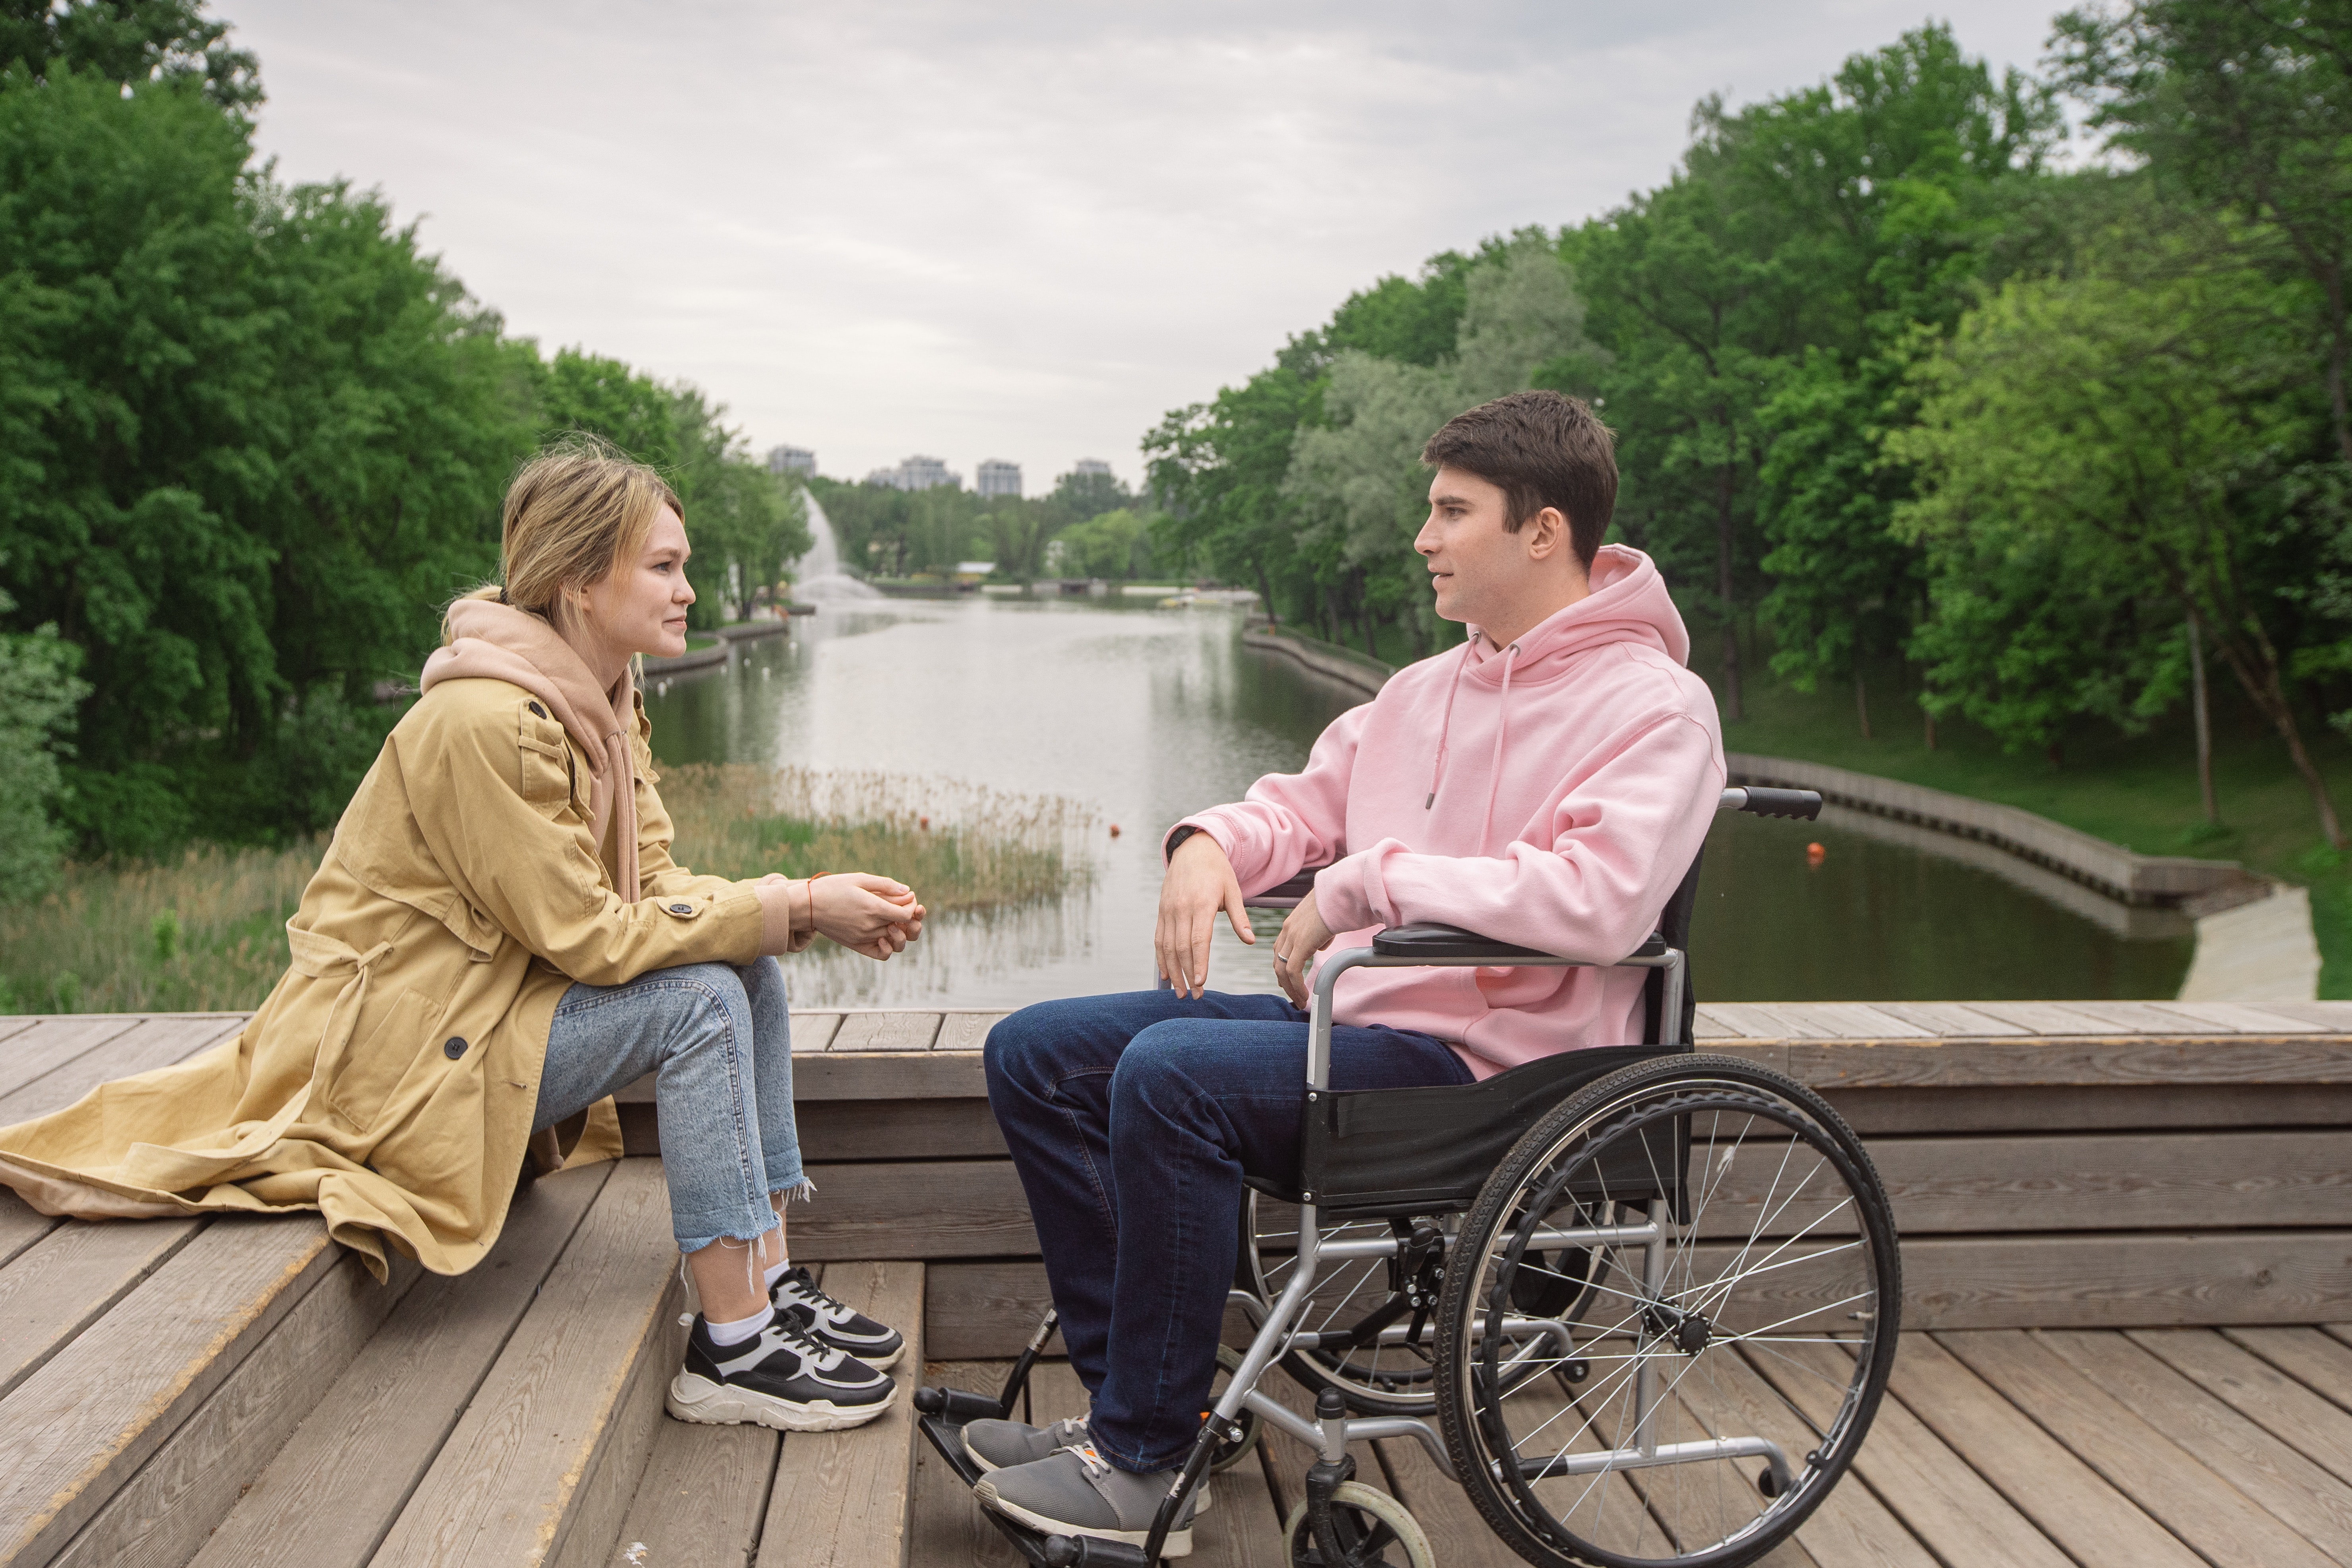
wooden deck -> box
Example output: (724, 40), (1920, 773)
(0, 1003), (2347, 1565)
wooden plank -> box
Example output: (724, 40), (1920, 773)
(1965, 1000), (2144, 1036)
(0, 1216), (203, 1401)
(2135, 1329), (2352, 1486)
(189, 1162), (616, 1568)
(794, 1161), (1034, 1262)
(1702, 1004), (1851, 1040)
(1859, 1129), (2352, 1233)
(2038, 1329), (2352, 1564)
(2259, 1002), (2352, 1031)
(1775, 1035), (2352, 1090)
(2226, 1324), (2352, 1418)
(1824, 1231), (2352, 1330)
(0, 1018), (34, 1045)
(830, 1012), (943, 1053)
(0, 1193), (55, 1273)
(47, 1250), (423, 1568)
(798, 1099), (1005, 1163)
(755, 1259), (926, 1568)
(372, 1158), (684, 1568)
(791, 1053), (988, 1101)
(604, 1264), (813, 1568)
(2155, 1000), (2327, 1034)
(2046, 1000), (2216, 1035)
(792, 1012), (847, 1053)
(0, 1014), (143, 1099)
(1743, 1340), (2072, 1568)
(924, 1262), (1051, 1361)
(1821, 1083), (2352, 1134)
(933, 1012), (1010, 1053)
(1879, 1333), (2203, 1567)
(0, 1214), (342, 1568)
(1861, 1002), (2030, 1037)
(1692, 1004), (1755, 1039)
(0, 1013), (247, 1122)
(1934, 1330), (2334, 1568)
(1660, 1349), (1934, 1568)
(1776, 1002), (1938, 1039)
(907, 1359), (1073, 1568)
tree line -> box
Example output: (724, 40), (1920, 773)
(809, 465), (1148, 583)
(0, 1), (808, 892)
(1146, 4), (2352, 848)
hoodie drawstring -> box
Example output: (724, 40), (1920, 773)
(1478, 642), (1519, 849)
(1426, 642), (1474, 809)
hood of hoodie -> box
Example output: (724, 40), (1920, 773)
(1461, 543), (1690, 684)
(419, 597), (641, 895)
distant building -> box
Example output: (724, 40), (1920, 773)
(1072, 458), (1113, 478)
(766, 445), (816, 477)
(864, 455), (961, 491)
(954, 560), (996, 583)
(975, 459), (1022, 498)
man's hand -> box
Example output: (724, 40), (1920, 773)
(809, 873), (924, 960)
(1155, 832), (1253, 998)
(1271, 889), (1336, 1008)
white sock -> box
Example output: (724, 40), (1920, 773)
(763, 1256), (791, 1293)
(707, 1304), (774, 1347)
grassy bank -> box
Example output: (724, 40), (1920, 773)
(2, 766), (1095, 1015)
(1711, 663), (2352, 996)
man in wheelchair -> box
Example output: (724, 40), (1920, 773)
(973, 391), (1724, 1554)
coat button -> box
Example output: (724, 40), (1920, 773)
(444, 1037), (467, 1060)
(670, 902), (691, 914)
(529, 702), (547, 718)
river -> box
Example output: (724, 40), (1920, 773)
(643, 591), (2191, 1010)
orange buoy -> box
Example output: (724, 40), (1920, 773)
(1109, 823), (1123, 838)
(919, 815), (931, 831)
(1805, 842), (1826, 866)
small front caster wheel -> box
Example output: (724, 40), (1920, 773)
(1209, 1345), (1265, 1473)
(1282, 1481), (1434, 1568)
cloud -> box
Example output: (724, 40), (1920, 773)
(225, 0), (2063, 489)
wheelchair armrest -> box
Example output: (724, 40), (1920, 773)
(1242, 868), (1322, 909)
(1370, 923), (1668, 961)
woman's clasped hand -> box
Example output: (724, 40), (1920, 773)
(762, 872), (924, 960)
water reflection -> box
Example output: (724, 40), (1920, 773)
(644, 597), (2191, 1006)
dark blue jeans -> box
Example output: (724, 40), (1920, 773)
(982, 990), (1473, 1473)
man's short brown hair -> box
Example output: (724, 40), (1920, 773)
(1421, 390), (1617, 566)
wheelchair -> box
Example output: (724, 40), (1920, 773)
(917, 785), (1901, 1568)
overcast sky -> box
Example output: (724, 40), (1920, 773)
(224, 2), (2067, 492)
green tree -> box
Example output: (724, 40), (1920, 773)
(1894, 259), (2347, 844)
(2055, 0), (2352, 465)
(0, 0), (258, 109)
(0, 581), (90, 901)
(1051, 508), (1152, 582)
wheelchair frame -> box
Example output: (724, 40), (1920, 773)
(917, 785), (1834, 1567)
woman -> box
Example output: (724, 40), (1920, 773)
(0, 439), (920, 1433)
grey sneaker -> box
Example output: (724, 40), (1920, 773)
(964, 1414), (1091, 1472)
(963, 1416), (1210, 1512)
(974, 1440), (1198, 1556)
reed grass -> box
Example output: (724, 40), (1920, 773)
(1, 765), (1094, 1014)
(658, 763), (1093, 912)
(0, 839), (322, 1014)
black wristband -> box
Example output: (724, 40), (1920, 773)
(1164, 824), (1203, 861)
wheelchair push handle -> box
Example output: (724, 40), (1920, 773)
(1720, 785), (1823, 821)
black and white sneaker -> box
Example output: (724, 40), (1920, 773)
(773, 1265), (906, 1369)
(667, 1310), (898, 1432)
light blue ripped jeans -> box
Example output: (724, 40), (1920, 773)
(532, 956), (806, 1253)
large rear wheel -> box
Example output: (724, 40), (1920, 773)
(1435, 1056), (1900, 1568)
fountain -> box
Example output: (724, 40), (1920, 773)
(793, 489), (882, 601)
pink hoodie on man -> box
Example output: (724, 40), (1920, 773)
(1171, 545), (1725, 1080)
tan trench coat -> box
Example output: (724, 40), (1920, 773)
(0, 676), (767, 1279)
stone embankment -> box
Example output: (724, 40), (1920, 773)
(1234, 621), (2321, 1002)
(640, 616), (794, 678)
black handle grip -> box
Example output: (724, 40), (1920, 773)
(1730, 786), (1823, 821)
(1042, 1537), (1154, 1567)
(913, 1386), (1005, 1423)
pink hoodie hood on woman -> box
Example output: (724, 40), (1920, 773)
(1175, 545), (1724, 1079)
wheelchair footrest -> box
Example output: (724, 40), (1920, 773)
(917, 1385), (1169, 1567)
